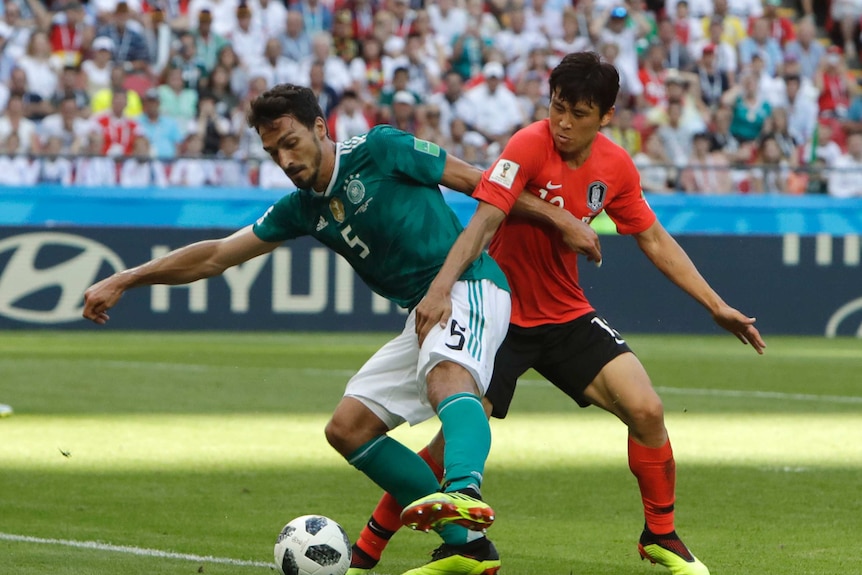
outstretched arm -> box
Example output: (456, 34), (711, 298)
(82, 225), (280, 324)
(634, 220), (766, 353)
(439, 156), (601, 262)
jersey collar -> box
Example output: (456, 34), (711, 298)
(310, 142), (341, 197)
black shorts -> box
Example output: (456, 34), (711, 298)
(485, 312), (632, 419)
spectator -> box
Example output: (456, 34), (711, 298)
(36, 136), (74, 185)
(494, 5), (549, 68)
(203, 64), (239, 118)
(750, 52), (786, 108)
(785, 73), (819, 146)
(830, 0), (862, 59)
(215, 45), (248, 98)
(120, 135), (168, 186)
(253, 37), (302, 89)
(449, 8), (493, 79)
(463, 60), (524, 146)
(514, 71), (550, 126)
(634, 130), (677, 194)
(170, 132), (210, 186)
(426, 69), (473, 139)
(49, 1), (94, 67)
(349, 36), (388, 101)
(524, 0), (563, 40)
(710, 104), (743, 160)
(136, 88), (183, 159)
(762, 107), (799, 159)
(680, 130), (732, 193)
(757, 0), (795, 47)
(699, 15), (738, 84)
(16, 31), (59, 102)
(229, 3), (263, 70)
(670, 0), (704, 51)
(783, 17), (825, 81)
(51, 64), (90, 114)
(393, 31), (442, 98)
(638, 42), (669, 110)
(657, 17), (695, 72)
(604, 106), (642, 157)
(657, 99), (695, 167)
(701, 0), (746, 48)
(410, 9), (448, 75)
(97, 2), (151, 74)
(171, 32), (207, 90)
(345, 0), (376, 41)
(0, 1), (35, 70)
(727, 0), (763, 19)
(144, 7), (172, 76)
(591, 5), (650, 97)
(293, 0), (333, 36)
(827, 131), (862, 197)
(209, 133), (248, 186)
(749, 133), (791, 194)
(74, 132), (117, 186)
(194, 9), (229, 73)
(157, 66), (199, 127)
(693, 43), (730, 110)
(251, 0), (288, 41)
(389, 89), (418, 133)
(279, 9), (311, 65)
(91, 66), (143, 117)
(723, 71), (772, 142)
(328, 89), (370, 142)
(0, 133), (39, 185)
(815, 46), (851, 120)
(378, 65), (421, 122)
(0, 93), (39, 153)
(190, 92), (232, 155)
(802, 119), (844, 167)
(8, 66), (52, 121)
(415, 102), (447, 148)
(299, 32), (353, 95)
(40, 95), (92, 154)
(666, 0), (714, 19)
(427, 0), (468, 48)
(188, 0), (239, 37)
(550, 7), (593, 59)
(93, 90), (141, 156)
(308, 60), (339, 119)
(738, 17), (783, 77)
(81, 36), (115, 96)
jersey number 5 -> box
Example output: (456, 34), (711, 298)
(341, 225), (370, 259)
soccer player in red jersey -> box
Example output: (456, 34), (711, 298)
(349, 52), (766, 575)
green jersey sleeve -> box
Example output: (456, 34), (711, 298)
(365, 125), (447, 187)
(252, 191), (310, 243)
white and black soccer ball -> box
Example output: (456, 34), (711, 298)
(274, 515), (351, 575)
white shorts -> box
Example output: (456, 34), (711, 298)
(344, 279), (511, 429)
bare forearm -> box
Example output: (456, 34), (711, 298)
(116, 240), (229, 289)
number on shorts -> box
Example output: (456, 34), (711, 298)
(591, 316), (626, 344)
(445, 319), (466, 351)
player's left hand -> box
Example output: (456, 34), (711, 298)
(415, 290), (452, 347)
(712, 305), (766, 354)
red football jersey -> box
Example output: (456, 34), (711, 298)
(473, 120), (656, 327)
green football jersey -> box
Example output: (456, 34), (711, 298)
(253, 125), (509, 310)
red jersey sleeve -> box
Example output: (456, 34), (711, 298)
(603, 152), (656, 235)
(473, 126), (545, 214)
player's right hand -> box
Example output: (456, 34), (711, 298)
(560, 217), (602, 264)
(82, 276), (126, 325)
(415, 289), (452, 347)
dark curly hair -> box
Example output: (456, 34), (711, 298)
(549, 52), (620, 117)
(247, 84), (325, 132)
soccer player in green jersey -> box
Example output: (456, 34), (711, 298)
(82, 84), (589, 575)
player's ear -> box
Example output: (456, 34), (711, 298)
(600, 106), (615, 128)
(314, 116), (329, 139)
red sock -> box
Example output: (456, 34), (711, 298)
(628, 436), (676, 535)
(355, 446), (444, 562)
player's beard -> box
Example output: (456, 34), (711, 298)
(285, 136), (323, 190)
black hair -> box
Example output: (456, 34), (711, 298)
(247, 83), (325, 131)
(549, 52), (619, 117)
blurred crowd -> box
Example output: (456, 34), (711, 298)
(2, 0), (862, 196)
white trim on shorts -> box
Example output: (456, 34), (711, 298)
(344, 279), (511, 429)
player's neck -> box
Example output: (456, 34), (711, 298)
(561, 140), (595, 169)
(312, 139), (337, 193)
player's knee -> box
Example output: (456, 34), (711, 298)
(627, 396), (665, 430)
(324, 415), (355, 457)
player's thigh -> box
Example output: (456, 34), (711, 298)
(421, 279), (511, 409)
(582, 352), (663, 427)
(533, 313), (633, 408)
(343, 321), (436, 428)
(485, 325), (546, 419)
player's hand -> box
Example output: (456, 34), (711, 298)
(560, 217), (602, 265)
(415, 289), (452, 347)
(82, 275), (126, 325)
(712, 305), (766, 354)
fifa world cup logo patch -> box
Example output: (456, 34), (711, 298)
(329, 198), (346, 223)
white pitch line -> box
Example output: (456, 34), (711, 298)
(0, 532), (273, 569)
(520, 379), (862, 404)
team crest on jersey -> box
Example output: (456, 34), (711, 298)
(586, 181), (607, 212)
(329, 198), (346, 223)
(489, 159), (519, 189)
(343, 173), (366, 204)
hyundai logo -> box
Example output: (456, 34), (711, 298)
(0, 233), (125, 324)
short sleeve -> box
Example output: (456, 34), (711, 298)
(252, 192), (309, 243)
(603, 157), (657, 235)
(366, 125), (447, 186)
(472, 128), (543, 214)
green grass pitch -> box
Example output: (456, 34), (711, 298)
(1, 332), (861, 575)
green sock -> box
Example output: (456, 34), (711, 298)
(437, 392), (490, 494)
(347, 435), (440, 508)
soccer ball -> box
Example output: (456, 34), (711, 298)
(274, 515), (351, 575)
